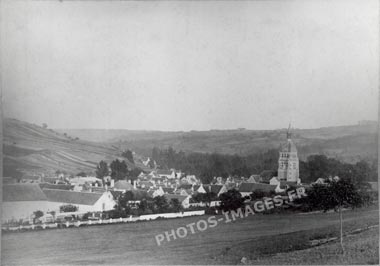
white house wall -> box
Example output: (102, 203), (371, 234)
(2, 201), (51, 222)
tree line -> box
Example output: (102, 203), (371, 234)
(151, 147), (377, 184)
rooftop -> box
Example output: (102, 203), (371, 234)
(3, 184), (48, 202)
(43, 189), (104, 205)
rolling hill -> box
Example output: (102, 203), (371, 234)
(3, 118), (122, 177)
(58, 122), (378, 163)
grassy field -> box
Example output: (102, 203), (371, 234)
(2, 207), (378, 265)
(245, 227), (379, 265)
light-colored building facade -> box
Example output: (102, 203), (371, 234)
(277, 127), (300, 183)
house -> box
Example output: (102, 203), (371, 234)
(69, 176), (102, 186)
(238, 182), (277, 197)
(162, 187), (175, 194)
(147, 187), (165, 198)
(114, 180), (136, 192)
(269, 177), (280, 185)
(181, 175), (198, 185)
(138, 181), (154, 190)
(157, 169), (175, 179)
(259, 170), (276, 183)
(247, 175), (261, 183)
(2, 184), (51, 222)
(193, 184), (206, 194)
(203, 184), (228, 197)
(164, 194), (191, 209)
(43, 189), (116, 213)
(313, 178), (326, 185)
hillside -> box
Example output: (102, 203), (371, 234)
(58, 123), (378, 163)
(3, 118), (123, 177)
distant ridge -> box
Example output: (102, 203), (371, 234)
(57, 121), (378, 163)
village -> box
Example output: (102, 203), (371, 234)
(3, 130), (377, 231)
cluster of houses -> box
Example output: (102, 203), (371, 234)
(3, 128), (378, 224)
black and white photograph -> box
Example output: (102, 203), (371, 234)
(0, 0), (379, 265)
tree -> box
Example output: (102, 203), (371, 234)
(96, 160), (109, 179)
(219, 189), (245, 212)
(153, 196), (169, 213)
(76, 171), (87, 177)
(121, 150), (134, 164)
(128, 167), (143, 181)
(307, 178), (371, 253)
(249, 190), (273, 200)
(110, 159), (128, 181)
(33, 210), (44, 223)
(169, 198), (182, 213)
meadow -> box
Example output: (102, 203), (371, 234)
(2, 207), (378, 265)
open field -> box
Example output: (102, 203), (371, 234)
(245, 227), (379, 265)
(2, 207), (378, 265)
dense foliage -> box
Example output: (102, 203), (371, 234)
(121, 150), (134, 164)
(60, 204), (78, 213)
(219, 189), (245, 212)
(95, 160), (109, 179)
(115, 194), (184, 216)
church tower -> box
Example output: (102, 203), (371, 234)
(277, 125), (300, 183)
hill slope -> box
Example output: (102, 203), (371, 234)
(3, 118), (121, 177)
(58, 123), (378, 163)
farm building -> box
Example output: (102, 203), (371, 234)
(2, 184), (51, 222)
(42, 189), (116, 213)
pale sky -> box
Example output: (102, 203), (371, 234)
(1, 0), (378, 131)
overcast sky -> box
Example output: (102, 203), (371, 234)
(1, 0), (378, 131)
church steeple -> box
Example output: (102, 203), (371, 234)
(286, 123), (292, 140)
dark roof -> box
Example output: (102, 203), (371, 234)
(131, 189), (150, 200)
(193, 185), (201, 191)
(238, 182), (276, 193)
(203, 184), (224, 194)
(114, 180), (135, 190)
(43, 189), (104, 205)
(247, 175), (261, 183)
(280, 181), (298, 187)
(259, 170), (276, 183)
(3, 184), (48, 202)
(110, 190), (123, 200)
(39, 183), (74, 191)
(179, 184), (192, 190)
(164, 194), (188, 203)
(163, 187), (175, 193)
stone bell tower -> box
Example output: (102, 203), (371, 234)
(277, 124), (300, 183)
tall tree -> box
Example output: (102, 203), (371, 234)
(110, 159), (128, 181)
(121, 150), (134, 164)
(307, 178), (372, 253)
(96, 160), (109, 179)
